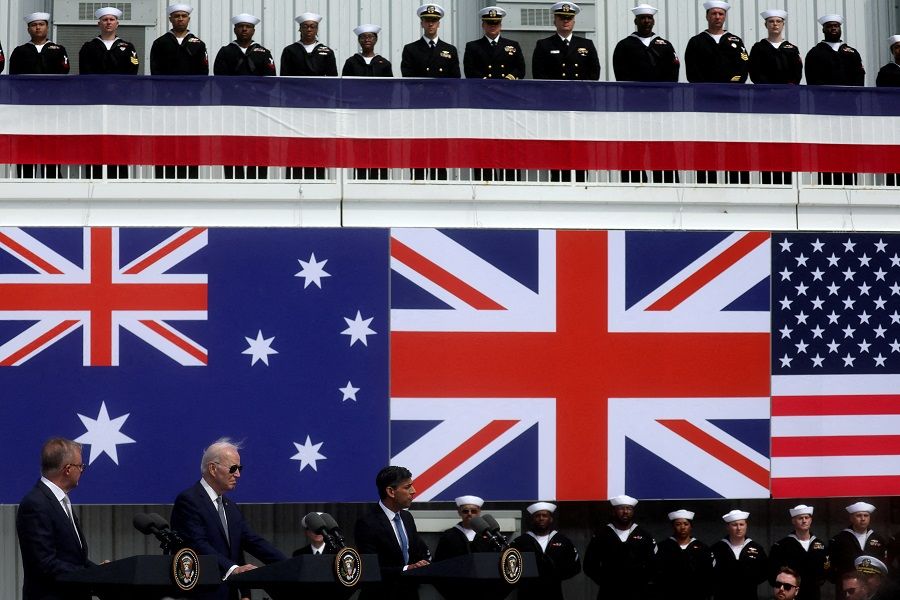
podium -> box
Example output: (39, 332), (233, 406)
(402, 552), (538, 600)
(58, 554), (220, 599)
(228, 552), (381, 600)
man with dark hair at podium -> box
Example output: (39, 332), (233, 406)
(354, 465), (431, 599)
(171, 437), (286, 600)
(511, 501), (581, 600)
(16, 437), (95, 600)
(292, 512), (330, 556)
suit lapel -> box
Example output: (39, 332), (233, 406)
(38, 481), (85, 554)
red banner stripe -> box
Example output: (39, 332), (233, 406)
(772, 435), (900, 457)
(772, 475), (900, 498)
(772, 395), (900, 416)
(2, 135), (900, 172)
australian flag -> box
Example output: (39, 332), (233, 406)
(0, 227), (389, 503)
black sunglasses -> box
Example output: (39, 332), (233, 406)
(773, 581), (798, 592)
(215, 462), (243, 474)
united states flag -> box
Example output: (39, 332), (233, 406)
(771, 233), (900, 498)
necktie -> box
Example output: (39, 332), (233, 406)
(62, 496), (82, 547)
(393, 512), (409, 565)
(217, 496), (230, 546)
(564, 39), (570, 47)
(429, 40), (436, 49)
(490, 40), (497, 48)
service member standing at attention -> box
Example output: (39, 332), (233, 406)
(685, 1), (748, 83)
(749, 10), (802, 84)
(828, 502), (889, 590)
(711, 510), (768, 600)
(511, 502), (581, 600)
(532, 2), (600, 80)
(214, 14), (275, 77)
(10, 13), (70, 75)
(768, 505), (827, 600)
(805, 14), (865, 86)
(353, 466), (431, 600)
(78, 7), (139, 74)
(584, 495), (656, 600)
(653, 509), (713, 600)
(401, 4), (461, 78)
(434, 495), (490, 561)
(613, 4), (679, 82)
(281, 13), (338, 77)
(463, 7), (525, 80)
(343, 24), (393, 77)
(876, 35), (900, 87)
(150, 4), (208, 75)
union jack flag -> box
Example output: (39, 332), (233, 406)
(390, 229), (771, 501)
(0, 227), (207, 366)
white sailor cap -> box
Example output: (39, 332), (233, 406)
(722, 509), (750, 523)
(295, 13), (323, 25)
(455, 495), (484, 508)
(610, 495), (638, 507)
(480, 6), (507, 21)
(818, 14), (844, 25)
(703, 1), (731, 11)
(231, 14), (259, 26)
(789, 504), (814, 517)
(353, 24), (381, 36)
(24, 12), (51, 24)
(167, 4), (193, 15)
(95, 7), (123, 19)
(889, 35), (900, 48)
(417, 4), (445, 19)
(300, 511), (324, 529)
(856, 555), (889, 576)
(527, 501), (557, 514)
(846, 501), (876, 514)
(761, 9), (787, 20)
(668, 509), (695, 521)
(551, 2), (580, 16)
(632, 4), (658, 16)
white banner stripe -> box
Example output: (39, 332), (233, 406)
(2, 105), (900, 145)
(771, 415), (900, 437)
(772, 455), (900, 477)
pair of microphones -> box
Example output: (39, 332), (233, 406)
(302, 512), (346, 552)
(133, 512), (186, 553)
(469, 514), (509, 550)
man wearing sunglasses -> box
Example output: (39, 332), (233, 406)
(171, 437), (285, 600)
(772, 567), (801, 600)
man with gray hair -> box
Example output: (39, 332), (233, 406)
(16, 437), (95, 600)
(170, 437), (285, 600)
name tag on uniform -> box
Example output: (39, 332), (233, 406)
(550, 50), (560, 54)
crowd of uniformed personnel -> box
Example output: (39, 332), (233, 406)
(1, 2), (898, 88)
(438, 495), (900, 600)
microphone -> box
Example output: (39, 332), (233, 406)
(470, 515), (507, 550)
(303, 512), (338, 551)
(482, 514), (509, 546)
(132, 512), (186, 554)
(320, 513), (347, 550)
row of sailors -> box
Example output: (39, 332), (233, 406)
(434, 495), (900, 600)
(1, 2), (898, 88)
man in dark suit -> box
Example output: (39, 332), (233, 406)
(532, 2), (601, 81)
(170, 437), (286, 600)
(16, 438), (94, 600)
(354, 465), (431, 600)
(292, 512), (329, 556)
